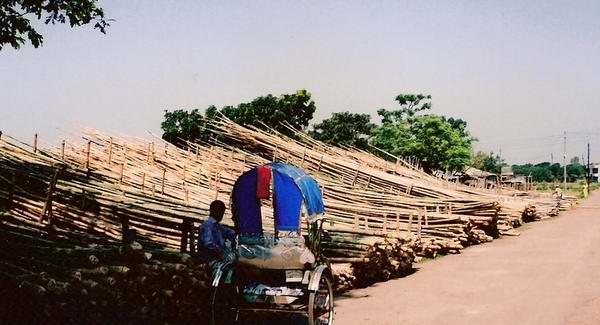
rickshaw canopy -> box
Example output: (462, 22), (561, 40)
(231, 163), (325, 234)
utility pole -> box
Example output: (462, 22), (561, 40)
(551, 153), (554, 164)
(563, 131), (567, 191)
(588, 142), (591, 181)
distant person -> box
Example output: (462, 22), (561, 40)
(553, 186), (563, 202)
(197, 200), (236, 269)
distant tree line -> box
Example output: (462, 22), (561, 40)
(513, 157), (587, 182)
(161, 91), (474, 173)
(471, 151), (588, 182)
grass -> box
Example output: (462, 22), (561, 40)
(532, 181), (598, 199)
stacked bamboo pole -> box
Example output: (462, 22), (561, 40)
(69, 128), (493, 256)
(0, 117), (571, 311)
(0, 217), (211, 324)
(0, 135), (215, 323)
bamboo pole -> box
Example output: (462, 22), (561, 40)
(33, 133), (38, 153)
(161, 169), (166, 195)
(141, 173), (146, 192)
(61, 140), (65, 161)
(119, 163), (124, 185)
(417, 210), (422, 240)
(351, 164), (360, 187)
(383, 215), (387, 232)
(300, 148), (306, 167)
(85, 141), (91, 169)
(108, 137), (113, 164)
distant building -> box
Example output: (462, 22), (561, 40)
(590, 163), (600, 182)
(444, 167), (498, 189)
(500, 166), (514, 178)
(462, 167), (498, 189)
(500, 166), (532, 191)
(449, 165), (532, 191)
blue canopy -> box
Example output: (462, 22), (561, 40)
(231, 163), (325, 233)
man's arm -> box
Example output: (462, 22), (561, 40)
(221, 224), (236, 240)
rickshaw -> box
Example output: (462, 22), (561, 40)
(210, 163), (334, 325)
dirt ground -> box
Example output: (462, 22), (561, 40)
(334, 190), (600, 325)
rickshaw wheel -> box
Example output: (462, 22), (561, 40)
(210, 283), (238, 325)
(308, 275), (334, 325)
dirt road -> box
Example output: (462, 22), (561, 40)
(335, 191), (600, 325)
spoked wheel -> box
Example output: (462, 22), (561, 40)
(210, 283), (238, 325)
(308, 275), (334, 325)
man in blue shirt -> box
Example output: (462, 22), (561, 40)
(198, 200), (236, 265)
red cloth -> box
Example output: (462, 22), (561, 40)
(256, 165), (271, 199)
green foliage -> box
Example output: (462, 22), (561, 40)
(567, 159), (586, 181)
(161, 90), (315, 147)
(533, 181), (598, 199)
(512, 158), (586, 182)
(482, 152), (504, 174)
(161, 91), (475, 174)
(548, 163), (562, 178)
(470, 151), (488, 170)
(220, 89), (315, 137)
(513, 163), (553, 182)
(377, 93), (432, 124)
(0, 0), (110, 50)
(469, 150), (504, 174)
(370, 94), (473, 172)
(308, 112), (376, 150)
(160, 106), (217, 146)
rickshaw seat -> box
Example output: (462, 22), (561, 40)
(237, 233), (315, 270)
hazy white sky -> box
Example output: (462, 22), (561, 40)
(1, 0), (599, 164)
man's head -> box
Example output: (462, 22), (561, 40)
(210, 200), (226, 222)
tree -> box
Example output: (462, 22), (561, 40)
(309, 112), (376, 150)
(1, 0), (110, 50)
(548, 163), (562, 180)
(482, 152), (504, 174)
(472, 151), (504, 173)
(377, 93), (432, 124)
(512, 158), (586, 182)
(219, 89), (316, 137)
(160, 106), (218, 146)
(512, 163), (532, 178)
(567, 156), (586, 181)
(531, 165), (554, 182)
(370, 94), (473, 172)
(161, 90), (316, 147)
(470, 151), (489, 171)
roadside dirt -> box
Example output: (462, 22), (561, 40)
(334, 191), (600, 325)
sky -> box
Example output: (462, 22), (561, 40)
(1, 0), (599, 164)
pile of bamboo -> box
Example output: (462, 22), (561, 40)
(0, 116), (572, 304)
(0, 218), (211, 324)
(49, 122), (562, 261)
(323, 230), (415, 288)
(208, 120), (518, 240)
(79, 127), (497, 259)
(0, 134), (216, 323)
